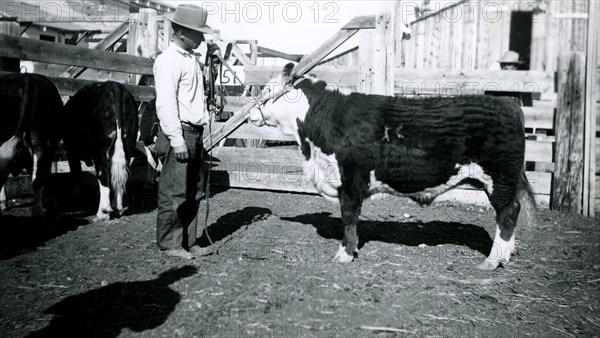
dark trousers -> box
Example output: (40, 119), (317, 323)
(156, 124), (206, 250)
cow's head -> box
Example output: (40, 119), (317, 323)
(248, 63), (309, 142)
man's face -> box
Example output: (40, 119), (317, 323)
(180, 27), (205, 51)
(500, 63), (518, 70)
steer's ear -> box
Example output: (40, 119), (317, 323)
(282, 62), (295, 77)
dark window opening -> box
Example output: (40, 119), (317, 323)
(509, 11), (533, 70)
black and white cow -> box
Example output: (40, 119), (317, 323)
(0, 73), (64, 218)
(248, 63), (536, 270)
(138, 98), (162, 189)
(62, 81), (139, 221)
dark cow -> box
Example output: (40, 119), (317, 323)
(0, 73), (64, 218)
(248, 63), (536, 270)
(63, 81), (139, 221)
(138, 98), (162, 189)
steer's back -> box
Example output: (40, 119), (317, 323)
(312, 93), (526, 194)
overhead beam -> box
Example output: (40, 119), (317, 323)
(112, 0), (175, 13)
(257, 46), (304, 62)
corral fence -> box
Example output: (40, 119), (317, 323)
(0, 0), (598, 217)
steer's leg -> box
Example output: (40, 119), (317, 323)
(30, 139), (59, 219)
(30, 148), (45, 219)
(144, 146), (158, 190)
(93, 153), (112, 222)
(334, 166), (367, 263)
(0, 186), (6, 212)
(478, 184), (520, 271)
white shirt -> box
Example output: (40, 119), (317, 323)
(153, 43), (209, 148)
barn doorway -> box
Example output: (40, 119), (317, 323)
(508, 11), (533, 70)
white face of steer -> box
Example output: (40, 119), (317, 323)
(248, 73), (309, 144)
(248, 65), (342, 201)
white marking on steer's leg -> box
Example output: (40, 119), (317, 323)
(95, 180), (112, 222)
(143, 146), (157, 190)
(31, 153), (45, 218)
(477, 226), (515, 271)
(111, 125), (129, 216)
(0, 186), (6, 211)
(333, 244), (354, 263)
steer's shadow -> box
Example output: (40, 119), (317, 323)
(281, 212), (493, 256)
(196, 206), (272, 248)
(27, 266), (197, 338)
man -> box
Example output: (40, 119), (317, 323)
(498, 50), (523, 70)
(153, 4), (218, 259)
(486, 50), (533, 106)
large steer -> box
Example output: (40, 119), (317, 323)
(0, 73), (63, 218)
(63, 81), (139, 221)
(248, 63), (536, 270)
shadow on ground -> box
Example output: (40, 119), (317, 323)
(196, 206), (272, 248)
(27, 266), (197, 338)
(0, 214), (89, 260)
(281, 212), (493, 255)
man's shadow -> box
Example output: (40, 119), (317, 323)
(28, 266), (197, 338)
(281, 212), (493, 256)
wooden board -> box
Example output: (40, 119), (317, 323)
(245, 66), (359, 89)
(394, 69), (554, 96)
(204, 123), (295, 142)
(207, 146), (552, 195)
(525, 140), (554, 163)
(243, 66), (554, 96)
(0, 71), (155, 102)
(0, 34), (154, 75)
(522, 104), (555, 130)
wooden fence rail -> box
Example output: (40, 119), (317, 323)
(0, 33), (154, 75)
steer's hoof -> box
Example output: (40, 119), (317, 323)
(476, 259), (500, 271)
(333, 244), (354, 263)
(94, 211), (111, 222)
(113, 206), (128, 218)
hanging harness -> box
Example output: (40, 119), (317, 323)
(200, 51), (224, 249)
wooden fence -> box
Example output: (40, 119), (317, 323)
(1, 2), (597, 216)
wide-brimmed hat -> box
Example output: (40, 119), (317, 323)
(166, 4), (214, 34)
(498, 50), (523, 64)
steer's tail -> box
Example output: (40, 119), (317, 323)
(517, 169), (537, 227)
(111, 125), (129, 206)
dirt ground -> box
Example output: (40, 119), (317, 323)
(0, 171), (599, 338)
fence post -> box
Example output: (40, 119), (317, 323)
(358, 2), (395, 95)
(552, 52), (586, 213)
(0, 18), (20, 72)
(128, 8), (158, 85)
(583, 0), (598, 217)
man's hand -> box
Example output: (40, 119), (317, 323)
(173, 144), (189, 162)
(206, 43), (221, 59)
